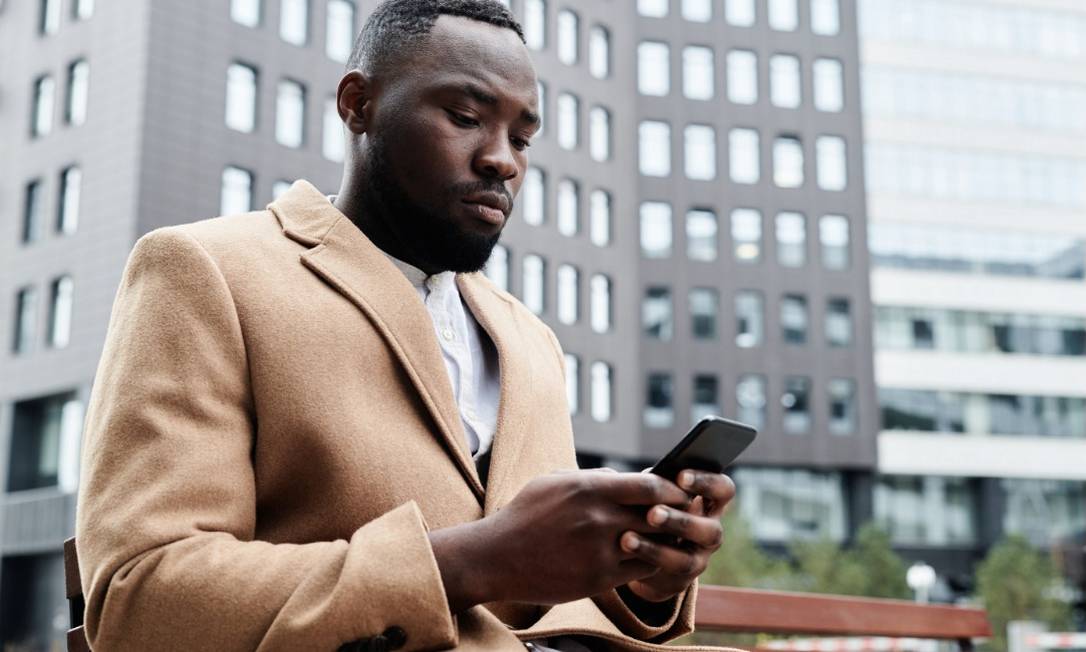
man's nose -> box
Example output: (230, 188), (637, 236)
(474, 134), (519, 181)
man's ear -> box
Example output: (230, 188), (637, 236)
(337, 70), (373, 136)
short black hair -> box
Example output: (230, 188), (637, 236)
(348, 0), (525, 76)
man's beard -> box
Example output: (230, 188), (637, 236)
(361, 134), (505, 273)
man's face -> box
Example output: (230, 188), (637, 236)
(358, 15), (540, 273)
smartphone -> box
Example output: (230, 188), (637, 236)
(648, 416), (757, 481)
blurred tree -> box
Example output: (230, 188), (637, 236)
(789, 524), (909, 598)
(701, 509), (791, 589)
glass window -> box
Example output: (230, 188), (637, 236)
(731, 208), (762, 262)
(682, 0), (712, 22)
(39, 0), (60, 35)
(589, 25), (610, 79)
(557, 9), (578, 65)
(768, 0), (798, 31)
(775, 212), (806, 266)
(811, 0), (839, 35)
(557, 92), (578, 150)
(13, 288), (38, 355)
(733, 468), (847, 542)
(225, 63), (257, 133)
(826, 297), (852, 347)
(23, 180), (44, 245)
(770, 54), (801, 108)
(725, 0), (755, 26)
(692, 375), (720, 423)
(58, 166), (81, 235)
(813, 58), (844, 112)
(65, 59), (89, 126)
(564, 354), (579, 414)
(876, 476), (977, 547)
(782, 377), (811, 434)
(275, 79), (306, 148)
(690, 288), (718, 339)
(781, 294), (808, 344)
(524, 0), (545, 50)
(686, 209), (717, 261)
(643, 287), (673, 340)
(684, 124), (716, 180)
(31, 75), (55, 138)
(220, 166), (253, 215)
(589, 106), (610, 162)
(325, 0), (354, 63)
(279, 0), (308, 45)
(591, 362), (612, 422)
(557, 178), (579, 236)
(638, 41), (670, 96)
(816, 136), (847, 191)
(829, 378), (856, 435)
(735, 290), (764, 348)
(231, 0), (261, 26)
(557, 264), (578, 325)
(736, 374), (767, 430)
(638, 0), (668, 18)
(47, 276), (73, 349)
(589, 189), (611, 246)
(590, 274), (611, 334)
(819, 214), (850, 269)
(639, 120), (671, 177)
(485, 244), (509, 292)
(773, 136), (804, 187)
(726, 50), (758, 105)
(1003, 479), (1086, 545)
(522, 254), (545, 315)
(322, 97), (344, 162)
(272, 179), (293, 200)
(640, 201), (672, 258)
(523, 167), (545, 225)
(7, 391), (83, 492)
(645, 373), (674, 428)
(729, 128), (760, 184)
(682, 46), (714, 100)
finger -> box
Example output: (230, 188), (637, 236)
(677, 471), (736, 517)
(645, 505), (723, 549)
(617, 558), (659, 584)
(620, 531), (706, 578)
(591, 473), (691, 508)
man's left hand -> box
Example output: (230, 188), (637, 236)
(620, 470), (736, 603)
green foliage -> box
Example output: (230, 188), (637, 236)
(701, 509), (791, 589)
(787, 523), (909, 599)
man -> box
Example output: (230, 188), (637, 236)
(76, 1), (738, 650)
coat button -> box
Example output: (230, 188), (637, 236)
(383, 626), (407, 650)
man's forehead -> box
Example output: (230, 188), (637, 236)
(417, 15), (537, 95)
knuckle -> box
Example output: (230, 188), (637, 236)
(680, 554), (699, 576)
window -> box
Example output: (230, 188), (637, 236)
(770, 55), (801, 108)
(731, 208), (762, 262)
(682, 46), (714, 100)
(7, 392), (83, 492)
(522, 254), (545, 315)
(65, 59), (89, 126)
(589, 25), (610, 79)
(773, 136), (804, 187)
(782, 377), (811, 434)
(47, 276), (73, 349)
(880, 389), (1085, 437)
(692, 375), (720, 423)
(326, 0), (354, 63)
(645, 373), (674, 428)
(643, 287), (673, 340)
(775, 212), (806, 266)
(557, 179), (579, 236)
(31, 75), (55, 138)
(690, 288), (718, 339)
(735, 290), (764, 348)
(323, 97), (344, 162)
(829, 379), (856, 434)
(826, 297), (852, 347)
(728, 128), (760, 184)
(564, 354), (579, 414)
(485, 245), (509, 291)
(74, 0), (93, 20)
(589, 106), (610, 162)
(640, 201), (672, 258)
(272, 179), (293, 199)
(557, 10), (578, 65)
(637, 0), (668, 18)
(682, 0), (712, 22)
(726, 50), (758, 105)
(523, 167), (546, 226)
(589, 190), (610, 246)
(13, 288), (38, 355)
(684, 124), (716, 180)
(819, 215), (849, 269)
(280, 0), (308, 45)
(58, 166), (81, 235)
(220, 166), (253, 215)
(557, 92), (578, 150)
(733, 468), (847, 542)
(725, 0), (755, 26)
(557, 265), (578, 325)
(591, 362), (612, 422)
(524, 0), (545, 50)
(813, 58), (844, 112)
(39, 0), (60, 35)
(811, 0), (839, 35)
(23, 180), (44, 245)
(1003, 479), (1086, 544)
(768, 0), (798, 31)
(781, 294), (808, 344)
(639, 120), (671, 177)
(231, 0), (260, 26)
(225, 63), (257, 133)
(637, 42), (670, 96)
(736, 375), (767, 430)
(590, 274), (611, 333)
(686, 209), (717, 261)
(876, 476), (976, 547)
(816, 136), (847, 191)
(275, 80), (305, 148)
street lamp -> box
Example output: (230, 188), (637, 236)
(906, 561), (937, 604)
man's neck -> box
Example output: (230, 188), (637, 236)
(332, 191), (444, 276)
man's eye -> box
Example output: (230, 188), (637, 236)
(448, 111), (479, 127)
(512, 138), (531, 151)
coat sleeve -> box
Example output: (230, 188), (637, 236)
(76, 227), (458, 651)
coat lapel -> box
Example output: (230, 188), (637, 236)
(269, 181), (485, 501)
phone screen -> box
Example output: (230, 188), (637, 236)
(649, 416), (757, 481)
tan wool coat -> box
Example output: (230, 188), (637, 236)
(76, 180), (718, 651)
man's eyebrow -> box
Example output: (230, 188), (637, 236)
(455, 82), (541, 126)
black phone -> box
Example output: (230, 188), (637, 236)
(648, 416), (757, 481)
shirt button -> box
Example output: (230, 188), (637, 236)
(442, 328), (454, 341)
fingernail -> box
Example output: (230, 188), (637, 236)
(625, 533), (640, 551)
(679, 472), (695, 489)
(649, 506), (668, 526)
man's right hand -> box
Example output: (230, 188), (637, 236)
(428, 470), (694, 612)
